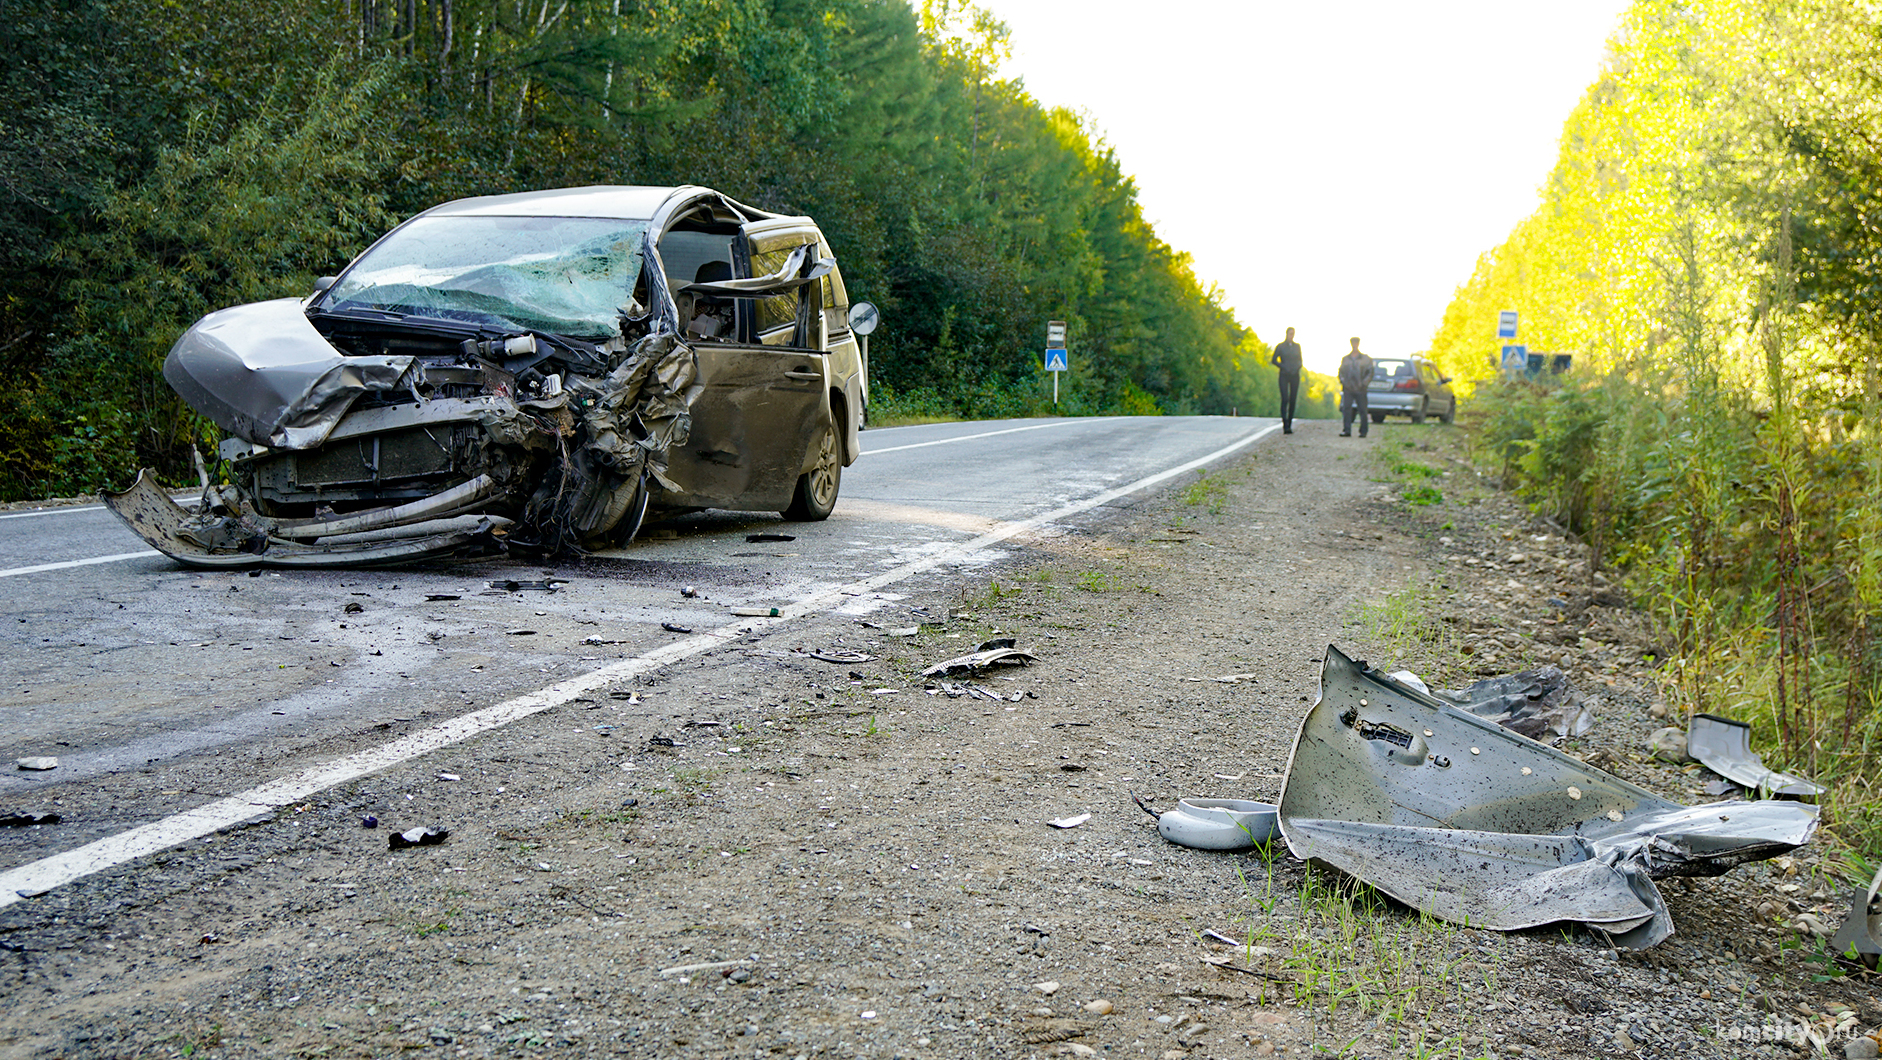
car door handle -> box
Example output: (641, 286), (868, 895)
(784, 370), (821, 381)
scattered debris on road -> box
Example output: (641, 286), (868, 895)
(487, 579), (565, 593)
(661, 622), (692, 634)
(14, 758), (57, 771)
(1277, 645), (1818, 948)
(1153, 798), (1277, 851)
(0, 812), (61, 826)
(1045, 813), (1091, 829)
(388, 826), (449, 850)
(746, 533), (796, 543)
(1688, 712), (1826, 797)
(920, 638), (1036, 677)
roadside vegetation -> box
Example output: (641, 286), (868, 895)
(1425, 0), (1882, 867)
(0, 0), (1335, 500)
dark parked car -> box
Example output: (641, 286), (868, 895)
(1367, 356), (1455, 424)
(105, 185), (871, 567)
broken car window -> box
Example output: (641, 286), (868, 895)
(319, 216), (650, 339)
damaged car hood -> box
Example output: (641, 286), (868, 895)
(1278, 645), (1818, 948)
(164, 298), (419, 450)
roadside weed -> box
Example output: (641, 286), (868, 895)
(669, 767), (719, 796)
(1182, 470), (1230, 514)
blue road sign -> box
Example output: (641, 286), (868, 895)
(1045, 348), (1068, 372)
(1497, 310), (1519, 339)
(1501, 344), (1527, 372)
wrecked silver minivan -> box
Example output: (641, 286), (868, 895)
(105, 185), (869, 567)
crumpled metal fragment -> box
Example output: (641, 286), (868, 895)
(1438, 664), (1592, 741)
(1686, 713), (1826, 798)
(1278, 645), (1818, 949)
(1828, 866), (1882, 968)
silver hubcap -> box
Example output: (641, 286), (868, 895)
(808, 427), (838, 508)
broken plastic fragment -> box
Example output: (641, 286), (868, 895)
(1156, 799), (1278, 851)
(389, 826), (450, 850)
(1046, 813), (1091, 829)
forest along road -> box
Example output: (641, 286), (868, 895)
(0, 415), (1277, 886)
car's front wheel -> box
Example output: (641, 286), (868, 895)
(1439, 399), (1456, 424)
(783, 419), (841, 521)
(1369, 411), (1386, 424)
(1411, 398), (1427, 425)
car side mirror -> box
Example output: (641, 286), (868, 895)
(1439, 376), (1452, 385)
(312, 276), (338, 298)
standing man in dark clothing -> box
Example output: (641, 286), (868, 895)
(1269, 327), (1302, 434)
(1338, 337), (1374, 438)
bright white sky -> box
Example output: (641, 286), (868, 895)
(982, 0), (1632, 374)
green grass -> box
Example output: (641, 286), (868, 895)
(1181, 470), (1230, 514)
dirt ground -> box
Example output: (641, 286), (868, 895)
(0, 418), (1875, 1060)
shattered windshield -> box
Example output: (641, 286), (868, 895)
(320, 215), (650, 338)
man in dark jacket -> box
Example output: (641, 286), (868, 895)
(1337, 337), (1374, 437)
(1269, 327), (1303, 433)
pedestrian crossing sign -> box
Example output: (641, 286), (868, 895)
(1044, 348), (1068, 372)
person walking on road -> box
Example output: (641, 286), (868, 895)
(1338, 337), (1374, 438)
(1270, 327), (1302, 434)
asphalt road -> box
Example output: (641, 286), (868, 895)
(0, 415), (1276, 881)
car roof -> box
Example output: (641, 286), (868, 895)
(417, 185), (696, 222)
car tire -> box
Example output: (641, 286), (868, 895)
(1439, 399), (1456, 425)
(783, 418), (841, 521)
(1369, 411), (1385, 424)
(613, 474), (651, 545)
(1411, 399), (1426, 425)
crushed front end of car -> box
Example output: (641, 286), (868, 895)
(106, 212), (701, 567)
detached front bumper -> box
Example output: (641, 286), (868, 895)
(102, 469), (509, 569)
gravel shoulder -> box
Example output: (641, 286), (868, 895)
(0, 418), (1874, 1060)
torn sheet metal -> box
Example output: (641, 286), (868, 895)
(1687, 713), (1826, 798)
(1278, 646), (1818, 948)
(1828, 866), (1882, 968)
(921, 638), (1037, 678)
(1438, 664), (1592, 741)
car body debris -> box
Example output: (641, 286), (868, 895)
(1046, 813), (1091, 829)
(798, 649), (871, 664)
(1154, 798), (1278, 851)
(1277, 645), (1818, 948)
(1828, 865), (1882, 969)
(1687, 712), (1826, 798)
(921, 638), (1037, 678)
(0, 812), (60, 827)
(1437, 664), (1593, 741)
(102, 185), (870, 568)
(15, 758), (57, 771)
(487, 579), (564, 593)
(388, 826), (449, 850)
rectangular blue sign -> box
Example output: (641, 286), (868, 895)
(1497, 310), (1519, 339)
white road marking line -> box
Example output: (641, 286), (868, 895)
(0, 421), (1279, 906)
(0, 494), (196, 521)
(0, 552), (158, 579)
(0, 505), (105, 520)
(861, 418), (1088, 455)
